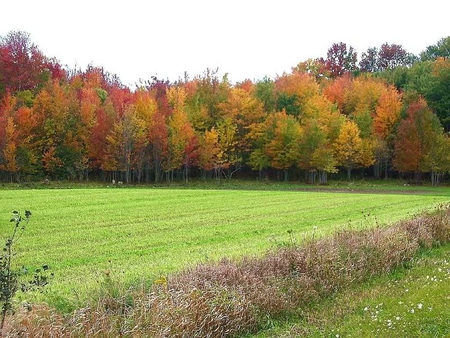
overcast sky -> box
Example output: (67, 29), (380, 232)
(1, 0), (449, 87)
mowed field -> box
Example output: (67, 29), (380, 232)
(0, 186), (449, 310)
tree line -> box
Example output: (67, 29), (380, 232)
(1, 31), (449, 184)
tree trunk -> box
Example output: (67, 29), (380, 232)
(374, 159), (381, 179)
(319, 170), (327, 184)
(384, 157), (388, 179)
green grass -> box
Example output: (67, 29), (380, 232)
(254, 245), (450, 337)
(0, 183), (449, 311)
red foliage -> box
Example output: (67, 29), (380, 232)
(0, 31), (48, 93)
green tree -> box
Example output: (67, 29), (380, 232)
(420, 36), (450, 61)
(423, 58), (450, 130)
(254, 77), (277, 113)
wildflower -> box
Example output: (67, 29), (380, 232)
(395, 316), (401, 321)
(364, 306), (369, 311)
(410, 309), (414, 313)
(417, 303), (423, 310)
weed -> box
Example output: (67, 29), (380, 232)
(0, 211), (51, 337)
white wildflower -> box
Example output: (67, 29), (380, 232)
(417, 303), (423, 309)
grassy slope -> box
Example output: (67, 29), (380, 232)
(0, 182), (448, 310)
(255, 245), (450, 338)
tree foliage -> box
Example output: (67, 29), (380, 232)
(0, 31), (449, 184)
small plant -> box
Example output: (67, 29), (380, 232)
(0, 211), (51, 336)
(0, 211), (31, 335)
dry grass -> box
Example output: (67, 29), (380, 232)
(4, 205), (450, 337)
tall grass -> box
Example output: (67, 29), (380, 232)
(4, 205), (450, 337)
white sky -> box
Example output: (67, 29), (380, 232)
(1, 0), (449, 88)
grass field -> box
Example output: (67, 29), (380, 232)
(254, 244), (450, 337)
(0, 182), (449, 311)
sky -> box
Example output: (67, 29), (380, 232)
(1, 0), (449, 88)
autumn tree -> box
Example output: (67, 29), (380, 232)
(292, 58), (329, 82)
(393, 98), (446, 183)
(183, 80), (211, 132)
(334, 120), (373, 180)
(191, 68), (230, 125)
(299, 94), (343, 183)
(0, 31), (50, 95)
(265, 112), (302, 181)
(217, 87), (265, 160)
(298, 119), (330, 183)
(148, 111), (169, 183)
(213, 118), (240, 179)
(325, 42), (358, 78)
(0, 117), (19, 181)
(166, 87), (197, 182)
(323, 74), (353, 113)
(102, 103), (149, 183)
(274, 72), (319, 118)
(75, 74), (105, 179)
(133, 90), (157, 182)
(198, 128), (220, 178)
(372, 84), (402, 178)
(423, 133), (450, 186)
(31, 79), (81, 178)
(359, 47), (379, 73)
(377, 43), (416, 71)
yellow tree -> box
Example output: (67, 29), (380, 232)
(215, 118), (240, 179)
(134, 90), (157, 182)
(217, 87), (265, 154)
(299, 94), (343, 183)
(166, 86), (196, 182)
(372, 85), (402, 178)
(274, 72), (320, 117)
(334, 120), (373, 180)
(373, 86), (402, 139)
(102, 104), (148, 183)
(198, 128), (220, 177)
(265, 112), (302, 181)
